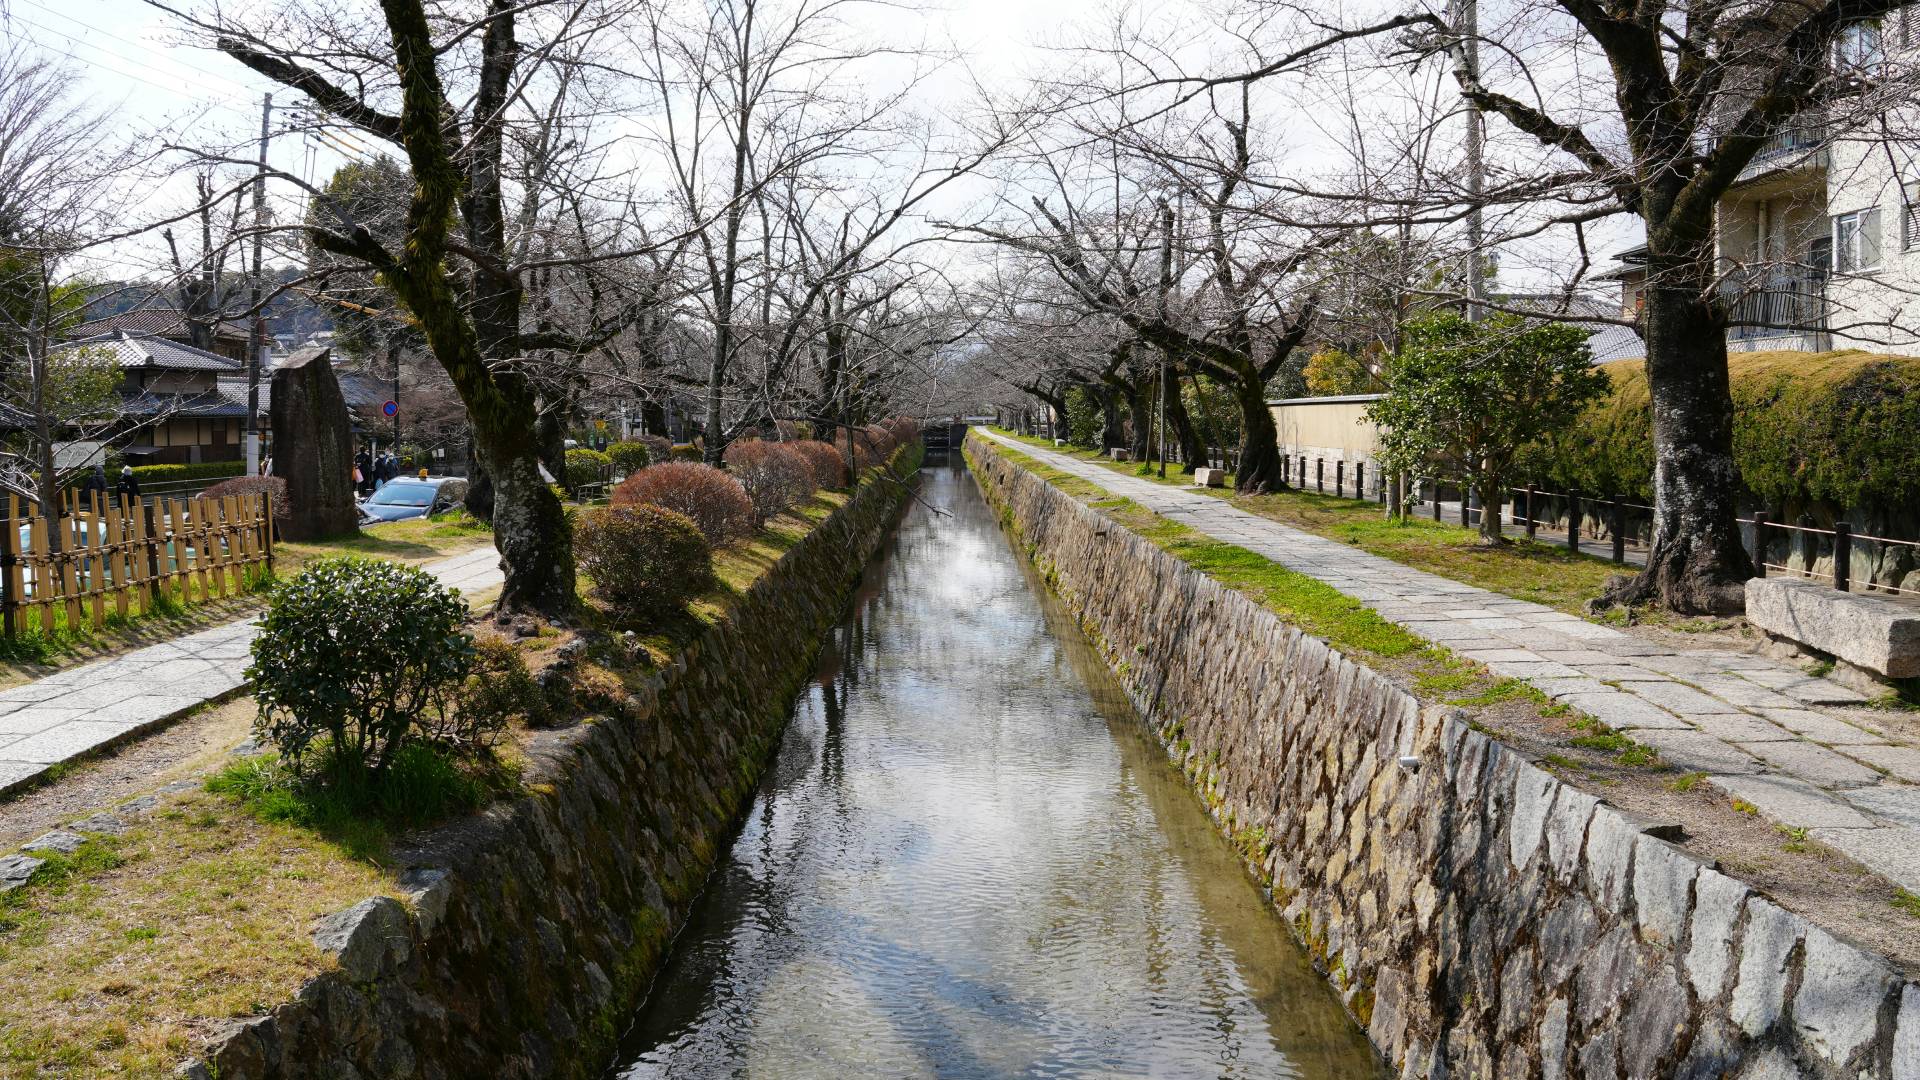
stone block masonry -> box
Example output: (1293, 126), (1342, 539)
(967, 433), (1919, 1080)
(183, 448), (921, 1080)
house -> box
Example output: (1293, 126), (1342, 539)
(63, 331), (249, 464)
(1601, 14), (1920, 354)
(69, 307), (255, 366)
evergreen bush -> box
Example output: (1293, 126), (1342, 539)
(246, 557), (477, 782)
(574, 503), (714, 612)
(564, 447), (612, 490)
(606, 440), (652, 475)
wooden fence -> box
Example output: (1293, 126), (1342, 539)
(0, 490), (275, 637)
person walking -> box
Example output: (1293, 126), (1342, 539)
(81, 464), (109, 511)
(116, 465), (141, 503)
(354, 448), (373, 496)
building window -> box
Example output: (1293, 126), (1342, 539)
(1905, 182), (1920, 252)
(1836, 18), (1885, 72)
(1835, 209), (1883, 272)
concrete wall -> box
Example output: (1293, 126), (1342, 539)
(968, 432), (1920, 1080)
(186, 446), (921, 1080)
(1269, 395), (1384, 493)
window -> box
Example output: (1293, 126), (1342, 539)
(1835, 209), (1883, 272)
(1836, 18), (1886, 72)
(1905, 182), (1920, 252)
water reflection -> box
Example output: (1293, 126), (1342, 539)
(609, 453), (1384, 1079)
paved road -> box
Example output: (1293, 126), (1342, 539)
(0, 545), (503, 797)
(979, 430), (1920, 891)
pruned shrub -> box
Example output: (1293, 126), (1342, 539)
(454, 636), (554, 732)
(564, 447), (612, 490)
(788, 439), (847, 488)
(575, 502), (714, 611)
(203, 474), (290, 523)
(669, 443), (704, 462)
(636, 434), (672, 461)
(247, 557), (478, 781)
(611, 462), (755, 545)
(606, 440), (652, 475)
(723, 440), (816, 523)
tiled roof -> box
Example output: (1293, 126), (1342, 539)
(71, 308), (249, 342)
(216, 368), (394, 415)
(118, 390), (249, 418)
(64, 332), (244, 372)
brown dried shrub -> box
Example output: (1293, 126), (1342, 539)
(723, 440), (816, 523)
(610, 461), (755, 546)
(787, 439), (847, 489)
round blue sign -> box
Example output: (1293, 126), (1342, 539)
(382, 400), (398, 417)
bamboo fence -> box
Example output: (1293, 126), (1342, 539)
(0, 490), (275, 637)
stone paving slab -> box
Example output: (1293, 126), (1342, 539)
(978, 430), (1920, 891)
(0, 547), (503, 797)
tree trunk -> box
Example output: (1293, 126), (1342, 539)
(483, 443), (573, 613)
(1164, 364), (1204, 472)
(1601, 276), (1750, 614)
(1476, 472), (1506, 545)
(1125, 379), (1152, 462)
(1232, 379), (1285, 493)
(464, 435), (494, 521)
(1098, 386), (1125, 452)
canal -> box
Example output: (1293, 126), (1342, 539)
(610, 453), (1383, 1078)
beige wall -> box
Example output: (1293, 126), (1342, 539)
(1269, 396), (1383, 463)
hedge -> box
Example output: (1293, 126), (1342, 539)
(129, 461), (247, 485)
(1517, 349), (1920, 510)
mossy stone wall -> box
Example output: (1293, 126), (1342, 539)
(969, 432), (1920, 1080)
(189, 446), (921, 1080)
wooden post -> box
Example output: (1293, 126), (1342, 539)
(1282, 456), (1289, 486)
(1567, 489), (1581, 553)
(1355, 461), (1366, 501)
(262, 491), (275, 575)
(1523, 485), (1537, 540)
(1335, 460), (1344, 497)
(1299, 455), (1307, 488)
(1833, 521), (1852, 592)
(29, 517), (51, 634)
(1431, 479), (1442, 522)
(1611, 495), (1626, 565)
(87, 504), (106, 628)
(1751, 512), (1769, 578)
(1459, 485), (1470, 527)
(1315, 458), (1324, 492)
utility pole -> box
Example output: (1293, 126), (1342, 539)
(245, 93), (272, 475)
(1456, 0), (1486, 321)
(1156, 350), (1167, 479)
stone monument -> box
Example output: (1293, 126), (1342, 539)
(271, 346), (360, 541)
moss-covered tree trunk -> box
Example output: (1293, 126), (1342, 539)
(1233, 377), (1284, 494)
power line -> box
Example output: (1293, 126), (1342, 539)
(10, 13), (253, 106)
(16, 0), (258, 99)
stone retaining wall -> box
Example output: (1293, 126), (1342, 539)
(188, 448), (921, 1080)
(967, 433), (1918, 1080)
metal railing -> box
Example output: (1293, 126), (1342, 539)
(1723, 271), (1829, 342)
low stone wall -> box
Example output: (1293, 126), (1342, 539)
(189, 449), (921, 1080)
(967, 432), (1918, 1080)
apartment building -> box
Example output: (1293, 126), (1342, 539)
(1603, 14), (1920, 355)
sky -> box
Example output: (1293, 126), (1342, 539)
(14, 0), (1643, 296)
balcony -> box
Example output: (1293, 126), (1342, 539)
(1722, 270), (1829, 348)
(1729, 116), (1828, 187)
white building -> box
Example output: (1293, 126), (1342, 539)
(1602, 16), (1920, 355)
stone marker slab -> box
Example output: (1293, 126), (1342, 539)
(1193, 467), (1226, 488)
(1746, 576), (1920, 678)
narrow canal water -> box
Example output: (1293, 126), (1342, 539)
(609, 454), (1384, 1079)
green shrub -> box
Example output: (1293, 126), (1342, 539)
(606, 440), (652, 475)
(457, 636), (554, 730)
(122, 460), (246, 486)
(246, 557), (478, 781)
(574, 503), (714, 613)
(564, 447), (612, 490)
(669, 443), (703, 461)
(1518, 350), (1920, 509)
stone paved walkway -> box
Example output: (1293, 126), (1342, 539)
(0, 545), (503, 798)
(980, 430), (1920, 891)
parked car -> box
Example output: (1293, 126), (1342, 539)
(358, 477), (469, 524)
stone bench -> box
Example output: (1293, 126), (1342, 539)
(1745, 577), (1920, 678)
(1194, 467), (1227, 488)
(1108, 447), (1131, 461)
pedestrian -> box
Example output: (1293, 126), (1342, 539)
(82, 464), (108, 511)
(354, 449), (373, 496)
(116, 465), (141, 503)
